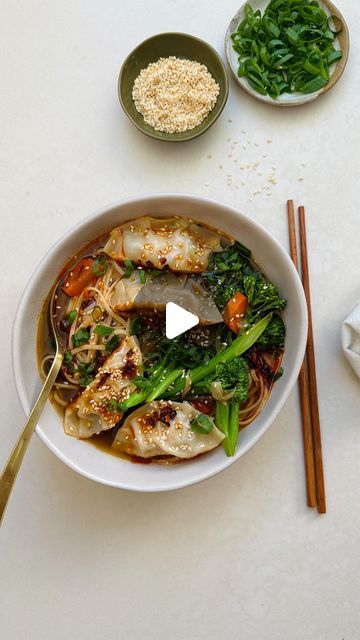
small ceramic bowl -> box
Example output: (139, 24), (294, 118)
(12, 194), (307, 492)
(118, 32), (229, 141)
(225, 0), (349, 107)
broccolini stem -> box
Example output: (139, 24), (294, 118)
(146, 368), (184, 402)
(222, 402), (240, 457)
(119, 389), (148, 412)
(160, 313), (272, 397)
(190, 314), (271, 384)
(215, 401), (230, 435)
(121, 315), (272, 410)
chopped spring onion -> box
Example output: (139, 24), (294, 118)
(72, 328), (90, 348)
(231, 0), (342, 98)
(94, 324), (114, 337)
(123, 259), (135, 278)
(190, 413), (214, 434)
(105, 334), (120, 352)
(68, 310), (77, 325)
(139, 268), (146, 284)
(92, 305), (102, 323)
(64, 350), (73, 364)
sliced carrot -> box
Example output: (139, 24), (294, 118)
(62, 258), (96, 297)
(223, 292), (248, 334)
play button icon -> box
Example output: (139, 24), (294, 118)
(165, 302), (199, 339)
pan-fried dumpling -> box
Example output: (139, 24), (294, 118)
(110, 271), (223, 325)
(112, 400), (224, 459)
(104, 216), (223, 272)
(64, 336), (142, 438)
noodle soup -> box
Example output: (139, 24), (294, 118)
(39, 215), (286, 464)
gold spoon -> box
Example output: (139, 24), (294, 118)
(0, 284), (66, 525)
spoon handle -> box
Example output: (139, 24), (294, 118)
(0, 352), (63, 525)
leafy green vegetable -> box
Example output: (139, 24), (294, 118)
(68, 310), (77, 325)
(163, 314), (272, 398)
(193, 357), (249, 403)
(231, 0), (342, 98)
(222, 403), (240, 457)
(255, 315), (285, 349)
(190, 414), (214, 434)
(243, 274), (286, 323)
(94, 324), (114, 337)
(202, 242), (251, 309)
(72, 328), (90, 348)
(215, 357), (249, 403)
(215, 401), (230, 435)
(146, 368), (184, 402)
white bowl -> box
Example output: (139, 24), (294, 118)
(12, 194), (307, 492)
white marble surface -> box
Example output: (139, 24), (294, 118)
(1, 1), (360, 638)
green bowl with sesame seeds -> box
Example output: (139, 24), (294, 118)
(118, 32), (229, 142)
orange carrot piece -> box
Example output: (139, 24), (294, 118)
(62, 258), (96, 297)
(223, 292), (248, 334)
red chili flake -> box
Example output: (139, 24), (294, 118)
(122, 348), (137, 379)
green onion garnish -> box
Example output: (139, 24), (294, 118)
(190, 414), (214, 434)
(68, 310), (77, 325)
(105, 334), (120, 352)
(123, 259), (135, 278)
(64, 350), (73, 364)
(139, 268), (146, 285)
(231, 0), (342, 99)
(94, 324), (114, 337)
(92, 306), (102, 323)
(72, 328), (90, 348)
(92, 255), (108, 276)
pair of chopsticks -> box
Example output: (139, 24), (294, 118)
(287, 200), (326, 514)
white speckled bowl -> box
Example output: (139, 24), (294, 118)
(12, 194), (307, 492)
(225, 0), (349, 106)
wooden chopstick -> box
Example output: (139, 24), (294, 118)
(287, 200), (316, 509)
(298, 205), (326, 514)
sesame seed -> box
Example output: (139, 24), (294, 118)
(132, 57), (220, 133)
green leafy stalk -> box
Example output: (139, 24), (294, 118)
(146, 368), (184, 402)
(190, 314), (271, 384)
(215, 401), (230, 435)
(222, 402), (240, 457)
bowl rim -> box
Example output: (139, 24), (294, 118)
(118, 31), (229, 142)
(12, 193), (308, 491)
(224, 0), (350, 107)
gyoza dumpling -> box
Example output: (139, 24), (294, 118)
(112, 400), (224, 459)
(104, 216), (223, 272)
(64, 336), (142, 438)
(110, 271), (223, 325)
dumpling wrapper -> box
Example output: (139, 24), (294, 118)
(110, 271), (223, 325)
(103, 216), (223, 272)
(112, 400), (224, 459)
(64, 336), (142, 438)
